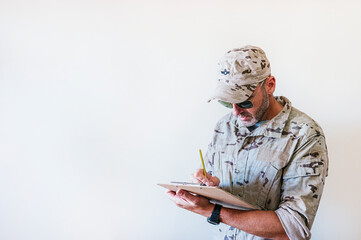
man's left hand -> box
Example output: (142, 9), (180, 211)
(165, 189), (214, 217)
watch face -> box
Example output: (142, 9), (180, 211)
(207, 217), (220, 225)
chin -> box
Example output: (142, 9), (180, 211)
(240, 118), (257, 127)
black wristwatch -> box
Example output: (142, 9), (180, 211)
(207, 204), (222, 225)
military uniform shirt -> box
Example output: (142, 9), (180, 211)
(204, 96), (328, 240)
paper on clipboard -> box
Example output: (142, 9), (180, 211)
(158, 182), (259, 210)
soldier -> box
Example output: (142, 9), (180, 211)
(166, 45), (329, 240)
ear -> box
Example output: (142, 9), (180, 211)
(265, 76), (276, 95)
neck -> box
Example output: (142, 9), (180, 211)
(261, 96), (284, 121)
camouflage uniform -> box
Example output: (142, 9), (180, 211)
(205, 96), (328, 240)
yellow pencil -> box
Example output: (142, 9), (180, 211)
(199, 149), (207, 178)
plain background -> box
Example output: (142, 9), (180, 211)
(1, 0), (361, 239)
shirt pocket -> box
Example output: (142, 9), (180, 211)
(216, 149), (251, 197)
(283, 159), (322, 179)
(211, 147), (237, 193)
(250, 148), (289, 209)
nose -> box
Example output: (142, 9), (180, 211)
(232, 104), (246, 116)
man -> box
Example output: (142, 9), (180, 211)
(166, 45), (328, 240)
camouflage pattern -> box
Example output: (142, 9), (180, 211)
(208, 46), (271, 104)
(204, 96), (328, 240)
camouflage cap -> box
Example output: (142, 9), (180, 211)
(208, 45), (271, 104)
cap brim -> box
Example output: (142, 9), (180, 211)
(207, 82), (258, 104)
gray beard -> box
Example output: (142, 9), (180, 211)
(254, 89), (270, 123)
(240, 88), (270, 127)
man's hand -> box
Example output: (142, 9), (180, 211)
(165, 188), (214, 217)
(190, 169), (220, 186)
(165, 170), (288, 239)
(165, 169), (220, 217)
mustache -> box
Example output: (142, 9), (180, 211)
(238, 113), (251, 117)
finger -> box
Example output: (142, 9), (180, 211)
(176, 189), (196, 205)
(194, 168), (208, 178)
(165, 190), (178, 202)
(190, 173), (205, 184)
(202, 171), (219, 186)
(195, 169), (214, 180)
(165, 190), (176, 197)
(210, 176), (220, 186)
(191, 169), (219, 186)
(166, 189), (189, 206)
(192, 174), (211, 185)
(191, 169), (211, 184)
(195, 173), (215, 186)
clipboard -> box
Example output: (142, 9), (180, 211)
(158, 182), (259, 210)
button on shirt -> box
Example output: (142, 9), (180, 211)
(204, 96), (328, 240)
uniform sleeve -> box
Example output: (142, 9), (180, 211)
(275, 134), (329, 240)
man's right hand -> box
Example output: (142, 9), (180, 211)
(190, 169), (220, 186)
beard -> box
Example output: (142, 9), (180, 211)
(239, 88), (270, 127)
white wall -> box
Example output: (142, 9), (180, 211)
(1, 0), (360, 239)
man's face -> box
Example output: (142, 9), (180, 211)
(232, 82), (270, 127)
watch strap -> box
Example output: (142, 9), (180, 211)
(207, 204), (222, 225)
